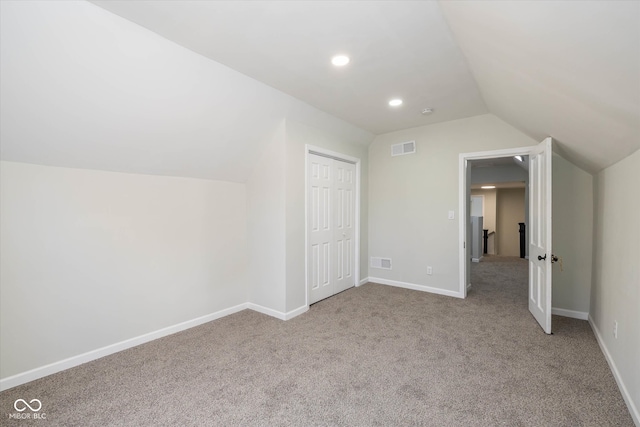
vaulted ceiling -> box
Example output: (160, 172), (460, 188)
(90, 0), (640, 173)
(2, 1), (639, 177)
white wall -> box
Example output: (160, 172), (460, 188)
(552, 153), (593, 315)
(246, 123), (287, 313)
(285, 120), (369, 311)
(590, 149), (640, 424)
(0, 161), (247, 380)
(368, 114), (537, 293)
(471, 189), (497, 255)
(0, 1), (373, 184)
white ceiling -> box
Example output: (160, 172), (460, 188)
(91, 0), (640, 173)
(2, 1), (639, 177)
(439, 1), (640, 173)
(91, 0), (488, 136)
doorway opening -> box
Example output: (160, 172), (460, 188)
(459, 139), (553, 334)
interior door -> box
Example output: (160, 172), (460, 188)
(334, 160), (356, 293)
(308, 154), (334, 304)
(528, 137), (553, 334)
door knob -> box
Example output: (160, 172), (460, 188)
(538, 254), (547, 261)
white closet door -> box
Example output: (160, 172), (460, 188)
(308, 154), (357, 304)
(308, 154), (334, 304)
(334, 160), (356, 293)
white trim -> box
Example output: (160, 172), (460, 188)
(369, 277), (463, 299)
(459, 145), (537, 298)
(283, 305), (309, 320)
(0, 303), (248, 391)
(304, 145), (361, 305)
(359, 277), (369, 286)
(246, 303), (309, 321)
(551, 307), (588, 320)
(0, 301), (312, 391)
(589, 316), (640, 426)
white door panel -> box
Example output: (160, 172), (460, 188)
(308, 154), (334, 303)
(334, 160), (356, 293)
(308, 154), (356, 303)
(528, 138), (552, 334)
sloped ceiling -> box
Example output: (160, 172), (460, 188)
(440, 0), (640, 173)
(0, 1), (372, 182)
(90, 0), (488, 136)
(90, 0), (640, 173)
(1, 1), (639, 178)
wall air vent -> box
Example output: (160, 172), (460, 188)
(371, 257), (392, 270)
(391, 140), (416, 157)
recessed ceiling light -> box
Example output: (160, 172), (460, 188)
(331, 55), (350, 66)
(481, 185), (496, 189)
(389, 99), (403, 107)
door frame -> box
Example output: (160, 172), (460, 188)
(305, 145), (361, 306)
(458, 146), (536, 298)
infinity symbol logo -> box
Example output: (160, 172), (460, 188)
(14, 399), (42, 412)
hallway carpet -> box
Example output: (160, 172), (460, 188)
(1, 257), (633, 426)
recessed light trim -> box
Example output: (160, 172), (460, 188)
(331, 55), (350, 66)
(481, 185), (496, 189)
(389, 99), (403, 107)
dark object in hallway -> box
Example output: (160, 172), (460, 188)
(483, 229), (488, 254)
(519, 222), (526, 258)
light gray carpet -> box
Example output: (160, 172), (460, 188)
(1, 256), (634, 426)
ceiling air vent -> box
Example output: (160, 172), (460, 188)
(371, 257), (392, 270)
(391, 140), (416, 157)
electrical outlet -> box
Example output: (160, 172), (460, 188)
(427, 266), (433, 275)
(613, 321), (618, 339)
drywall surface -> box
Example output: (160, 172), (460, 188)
(246, 123), (287, 313)
(496, 188), (525, 256)
(0, 1), (372, 183)
(0, 162), (247, 379)
(552, 153), (593, 314)
(590, 149), (640, 421)
(368, 114), (537, 292)
(285, 120), (369, 311)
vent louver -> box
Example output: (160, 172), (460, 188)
(391, 140), (416, 157)
(371, 257), (392, 270)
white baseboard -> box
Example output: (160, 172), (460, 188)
(283, 305), (309, 320)
(0, 303), (248, 392)
(359, 277), (369, 286)
(245, 303), (308, 321)
(588, 316), (639, 426)
(0, 300), (311, 392)
(368, 277), (463, 299)
(551, 307), (589, 320)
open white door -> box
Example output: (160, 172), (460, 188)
(528, 137), (553, 334)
